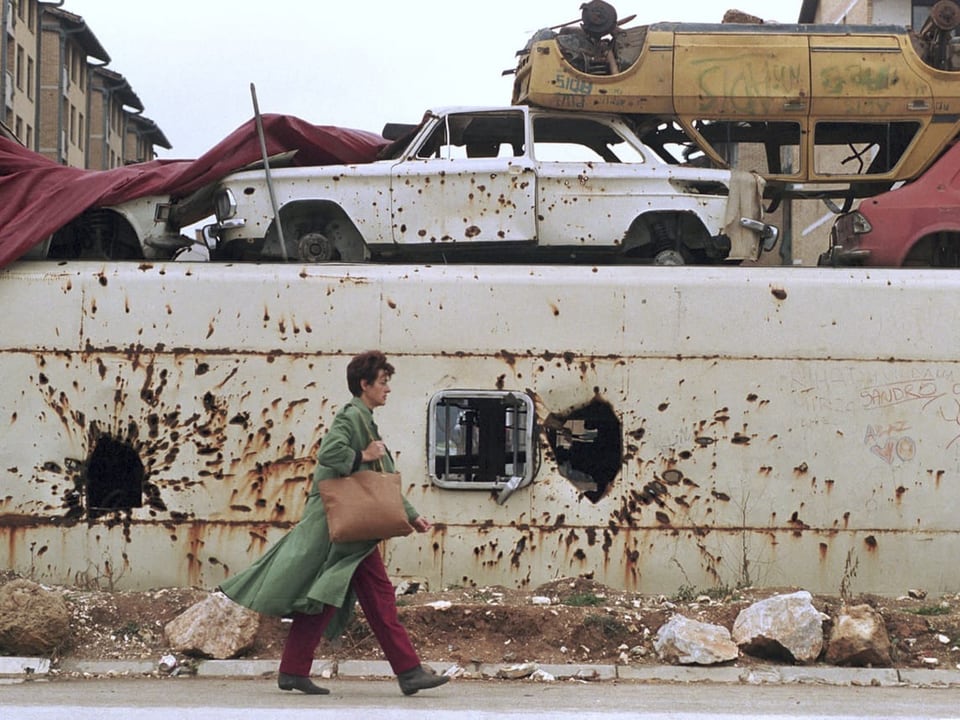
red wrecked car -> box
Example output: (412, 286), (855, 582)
(821, 140), (960, 267)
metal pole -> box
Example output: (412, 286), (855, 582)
(250, 83), (288, 261)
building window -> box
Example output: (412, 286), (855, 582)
(14, 115), (22, 140)
(26, 56), (33, 100)
(428, 390), (535, 491)
(78, 112), (83, 151)
(15, 44), (23, 90)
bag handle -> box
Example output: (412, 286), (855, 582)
(360, 413), (388, 473)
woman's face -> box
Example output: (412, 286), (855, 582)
(360, 370), (391, 409)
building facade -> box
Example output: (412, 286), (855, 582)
(2, 0), (39, 151)
(1, 1), (168, 167)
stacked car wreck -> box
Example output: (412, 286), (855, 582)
(3, 3), (960, 598)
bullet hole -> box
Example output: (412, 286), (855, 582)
(86, 436), (144, 518)
(662, 469), (683, 485)
(545, 399), (621, 504)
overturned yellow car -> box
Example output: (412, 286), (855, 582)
(512, 2), (960, 197)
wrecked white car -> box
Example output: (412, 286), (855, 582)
(205, 106), (777, 265)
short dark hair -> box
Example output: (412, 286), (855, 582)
(346, 351), (395, 397)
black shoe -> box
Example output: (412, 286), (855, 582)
(397, 664), (449, 696)
(278, 672), (330, 695)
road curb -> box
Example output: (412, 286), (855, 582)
(3, 656), (959, 688)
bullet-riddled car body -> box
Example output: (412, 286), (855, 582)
(512, 19), (960, 195)
(207, 105), (777, 265)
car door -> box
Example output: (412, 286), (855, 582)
(389, 110), (537, 249)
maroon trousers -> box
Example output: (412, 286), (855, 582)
(278, 547), (420, 677)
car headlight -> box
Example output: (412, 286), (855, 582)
(849, 211), (872, 235)
(214, 188), (237, 223)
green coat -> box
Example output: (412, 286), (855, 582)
(219, 397), (418, 639)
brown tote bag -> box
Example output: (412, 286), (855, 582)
(317, 423), (414, 543)
(319, 469), (414, 543)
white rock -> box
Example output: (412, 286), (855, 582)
(530, 596), (552, 605)
(530, 668), (556, 682)
(164, 593), (260, 660)
(733, 591), (826, 664)
(654, 614), (739, 665)
(426, 600), (453, 610)
(498, 662), (538, 679)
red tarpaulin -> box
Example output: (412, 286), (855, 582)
(0, 114), (389, 268)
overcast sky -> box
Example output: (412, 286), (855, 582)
(67, 1), (801, 158)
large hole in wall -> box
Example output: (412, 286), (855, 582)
(86, 435), (145, 518)
(545, 399), (621, 503)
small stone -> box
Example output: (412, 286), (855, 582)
(530, 668), (556, 682)
(530, 596), (552, 605)
(426, 600), (452, 610)
(908, 589), (928, 600)
(394, 581), (420, 598)
(498, 662), (538, 679)
(937, 634), (950, 644)
(922, 657), (940, 666)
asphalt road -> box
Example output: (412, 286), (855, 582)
(3, 677), (960, 720)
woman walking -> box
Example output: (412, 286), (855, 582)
(219, 351), (448, 696)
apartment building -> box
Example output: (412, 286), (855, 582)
(123, 112), (170, 164)
(1, 0), (40, 151)
(87, 64), (140, 169)
(800, 0), (936, 25)
(1, 1), (169, 167)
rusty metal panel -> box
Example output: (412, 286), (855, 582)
(2, 261), (960, 595)
(0, 265), (82, 350)
(673, 30), (810, 118)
